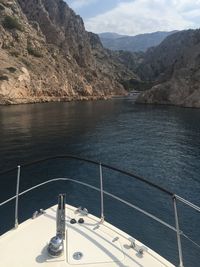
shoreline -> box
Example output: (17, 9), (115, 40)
(0, 94), (127, 106)
(1, 94), (200, 109)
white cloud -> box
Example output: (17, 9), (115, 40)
(174, 0), (200, 12)
(69, 0), (97, 9)
(85, 0), (200, 35)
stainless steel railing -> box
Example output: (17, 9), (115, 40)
(99, 163), (104, 223)
(0, 155), (200, 266)
(14, 165), (21, 229)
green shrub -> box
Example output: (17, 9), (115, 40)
(2, 16), (23, 31)
(20, 58), (32, 68)
(0, 75), (8, 81)
(27, 46), (43, 58)
(6, 67), (17, 73)
(9, 50), (20, 57)
(0, 4), (5, 10)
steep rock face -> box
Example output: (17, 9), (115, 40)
(88, 32), (139, 84)
(18, 0), (92, 67)
(0, 0), (137, 104)
(136, 30), (200, 108)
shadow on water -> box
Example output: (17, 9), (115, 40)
(0, 99), (200, 266)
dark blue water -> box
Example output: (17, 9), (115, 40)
(0, 99), (200, 266)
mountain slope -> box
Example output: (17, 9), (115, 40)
(98, 32), (125, 39)
(99, 31), (177, 52)
(0, 0), (137, 104)
(136, 29), (200, 108)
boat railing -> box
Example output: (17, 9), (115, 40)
(0, 155), (200, 267)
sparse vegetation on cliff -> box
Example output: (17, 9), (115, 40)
(0, 4), (5, 10)
(1, 0), (199, 108)
(0, 0), (137, 104)
(2, 15), (23, 31)
(136, 30), (200, 108)
(27, 45), (43, 58)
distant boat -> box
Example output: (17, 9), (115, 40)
(128, 90), (141, 96)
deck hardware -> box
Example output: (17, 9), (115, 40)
(78, 218), (84, 224)
(75, 206), (88, 216)
(32, 209), (46, 219)
(112, 237), (119, 242)
(70, 218), (77, 224)
(56, 194), (66, 240)
(47, 235), (63, 257)
(136, 248), (144, 258)
(39, 208), (45, 214)
(129, 238), (136, 248)
(73, 252), (83, 260)
(138, 248), (144, 255)
(32, 211), (39, 219)
(128, 237), (146, 256)
(47, 194), (65, 257)
(93, 224), (100, 230)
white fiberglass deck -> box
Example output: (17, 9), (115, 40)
(0, 204), (175, 267)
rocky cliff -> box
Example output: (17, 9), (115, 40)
(0, 0), (137, 104)
(136, 30), (200, 108)
(1, 0), (200, 108)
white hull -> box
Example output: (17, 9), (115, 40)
(0, 204), (174, 267)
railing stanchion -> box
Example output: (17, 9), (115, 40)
(173, 196), (184, 267)
(99, 163), (104, 223)
(14, 165), (21, 229)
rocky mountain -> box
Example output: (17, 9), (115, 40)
(1, 0), (200, 108)
(98, 32), (125, 40)
(99, 31), (177, 52)
(0, 0), (137, 104)
(136, 29), (200, 108)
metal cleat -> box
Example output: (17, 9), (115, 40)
(75, 206), (88, 216)
(112, 237), (119, 242)
(32, 211), (38, 219)
(128, 237), (136, 248)
(32, 209), (46, 219)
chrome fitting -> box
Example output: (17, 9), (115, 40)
(47, 235), (64, 257)
(75, 206), (88, 216)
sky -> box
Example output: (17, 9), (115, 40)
(66, 0), (200, 36)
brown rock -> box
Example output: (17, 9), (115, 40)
(136, 30), (200, 108)
(0, 0), (137, 104)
